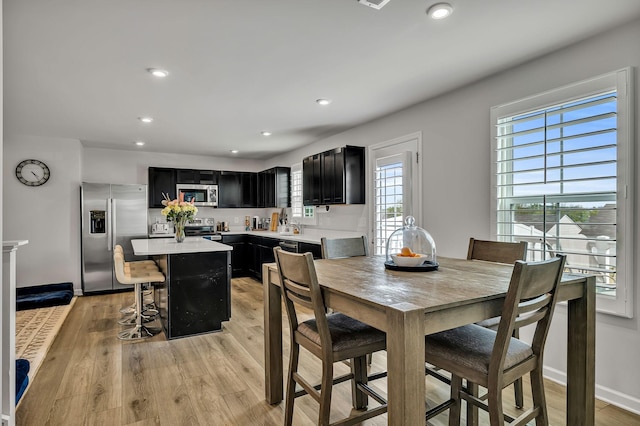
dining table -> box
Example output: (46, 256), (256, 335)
(262, 255), (595, 425)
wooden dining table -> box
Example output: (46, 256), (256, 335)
(262, 256), (595, 425)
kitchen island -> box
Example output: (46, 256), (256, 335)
(131, 237), (232, 339)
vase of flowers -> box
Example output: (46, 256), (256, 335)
(161, 193), (198, 243)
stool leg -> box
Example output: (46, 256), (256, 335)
(118, 282), (160, 340)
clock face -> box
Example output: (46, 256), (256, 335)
(15, 159), (51, 186)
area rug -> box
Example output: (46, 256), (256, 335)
(15, 297), (77, 386)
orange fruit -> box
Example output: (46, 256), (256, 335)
(400, 247), (414, 257)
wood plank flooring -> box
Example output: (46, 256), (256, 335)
(17, 277), (640, 425)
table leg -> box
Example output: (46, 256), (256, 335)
(566, 275), (595, 426)
(263, 264), (283, 404)
(386, 303), (425, 425)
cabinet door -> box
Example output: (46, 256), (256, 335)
(218, 172), (242, 208)
(344, 146), (365, 204)
(241, 172), (257, 208)
(303, 154), (322, 205)
(257, 171), (266, 208)
(298, 242), (322, 259)
(148, 167), (176, 207)
(263, 169), (276, 207)
(321, 151), (335, 204)
(176, 169), (199, 184)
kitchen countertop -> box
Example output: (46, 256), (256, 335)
(132, 237), (232, 256)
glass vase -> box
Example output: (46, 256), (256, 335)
(175, 221), (186, 243)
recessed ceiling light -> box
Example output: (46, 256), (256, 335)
(261, 131), (272, 136)
(230, 150), (239, 154)
(138, 116), (154, 123)
(427, 3), (453, 19)
(134, 141), (145, 146)
(316, 99), (332, 106)
(147, 68), (169, 78)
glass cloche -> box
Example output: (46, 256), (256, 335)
(385, 216), (438, 270)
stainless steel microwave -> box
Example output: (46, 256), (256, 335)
(176, 184), (218, 207)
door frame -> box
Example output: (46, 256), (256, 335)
(367, 131), (423, 253)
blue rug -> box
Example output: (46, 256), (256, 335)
(16, 358), (30, 404)
(16, 282), (74, 311)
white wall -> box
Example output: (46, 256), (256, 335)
(265, 19), (640, 412)
(3, 136), (83, 289)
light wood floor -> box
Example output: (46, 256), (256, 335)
(17, 277), (639, 425)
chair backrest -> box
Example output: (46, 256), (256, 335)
(467, 238), (528, 264)
(113, 252), (128, 284)
(490, 254), (566, 377)
(321, 236), (369, 259)
(273, 247), (332, 350)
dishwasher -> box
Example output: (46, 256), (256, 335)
(278, 240), (299, 253)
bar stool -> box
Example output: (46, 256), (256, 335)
(113, 252), (165, 340)
(114, 245), (159, 316)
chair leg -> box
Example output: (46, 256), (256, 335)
(351, 355), (368, 410)
(512, 328), (524, 409)
(284, 343), (299, 426)
(319, 359), (334, 425)
(448, 375), (463, 426)
(513, 377), (524, 409)
(530, 367), (549, 425)
(466, 381), (479, 426)
(486, 377), (505, 426)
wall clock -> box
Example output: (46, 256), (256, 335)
(15, 159), (51, 186)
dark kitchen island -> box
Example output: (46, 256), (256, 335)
(131, 237), (232, 339)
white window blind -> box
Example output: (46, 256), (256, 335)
(374, 153), (411, 255)
(291, 167), (302, 218)
(491, 68), (633, 317)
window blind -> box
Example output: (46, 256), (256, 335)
(495, 92), (618, 292)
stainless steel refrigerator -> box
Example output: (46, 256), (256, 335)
(81, 183), (148, 293)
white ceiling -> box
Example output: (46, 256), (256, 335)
(5, 0), (640, 160)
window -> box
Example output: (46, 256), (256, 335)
(291, 163), (316, 225)
(491, 68), (633, 317)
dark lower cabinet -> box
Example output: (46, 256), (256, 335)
(221, 234), (248, 277)
(154, 251), (231, 339)
(298, 242), (322, 259)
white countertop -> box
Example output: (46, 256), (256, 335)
(132, 237), (232, 256)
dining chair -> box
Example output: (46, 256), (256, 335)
(320, 235), (369, 259)
(320, 236), (376, 365)
(467, 238), (529, 411)
(273, 247), (387, 426)
(424, 254), (566, 426)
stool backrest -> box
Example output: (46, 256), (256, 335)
(321, 236), (369, 259)
(467, 238), (528, 264)
(113, 252), (128, 284)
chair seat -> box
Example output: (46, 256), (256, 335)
(426, 324), (533, 375)
(298, 313), (386, 353)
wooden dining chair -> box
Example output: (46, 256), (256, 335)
(424, 254), (566, 426)
(320, 236), (369, 259)
(273, 247), (387, 426)
(467, 238), (529, 410)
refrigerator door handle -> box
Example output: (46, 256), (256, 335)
(107, 198), (113, 251)
(112, 198), (117, 250)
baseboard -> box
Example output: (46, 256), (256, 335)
(74, 289), (83, 296)
(544, 366), (640, 415)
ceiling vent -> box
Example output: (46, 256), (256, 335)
(358, 0), (391, 10)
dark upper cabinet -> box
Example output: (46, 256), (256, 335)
(241, 172), (257, 208)
(303, 146), (364, 205)
(148, 167), (176, 207)
(218, 171), (242, 208)
(257, 167), (290, 208)
(219, 171), (257, 208)
(303, 154), (322, 205)
(176, 169), (217, 185)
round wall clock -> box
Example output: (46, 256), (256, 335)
(15, 159), (51, 186)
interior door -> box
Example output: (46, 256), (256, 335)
(369, 135), (421, 255)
